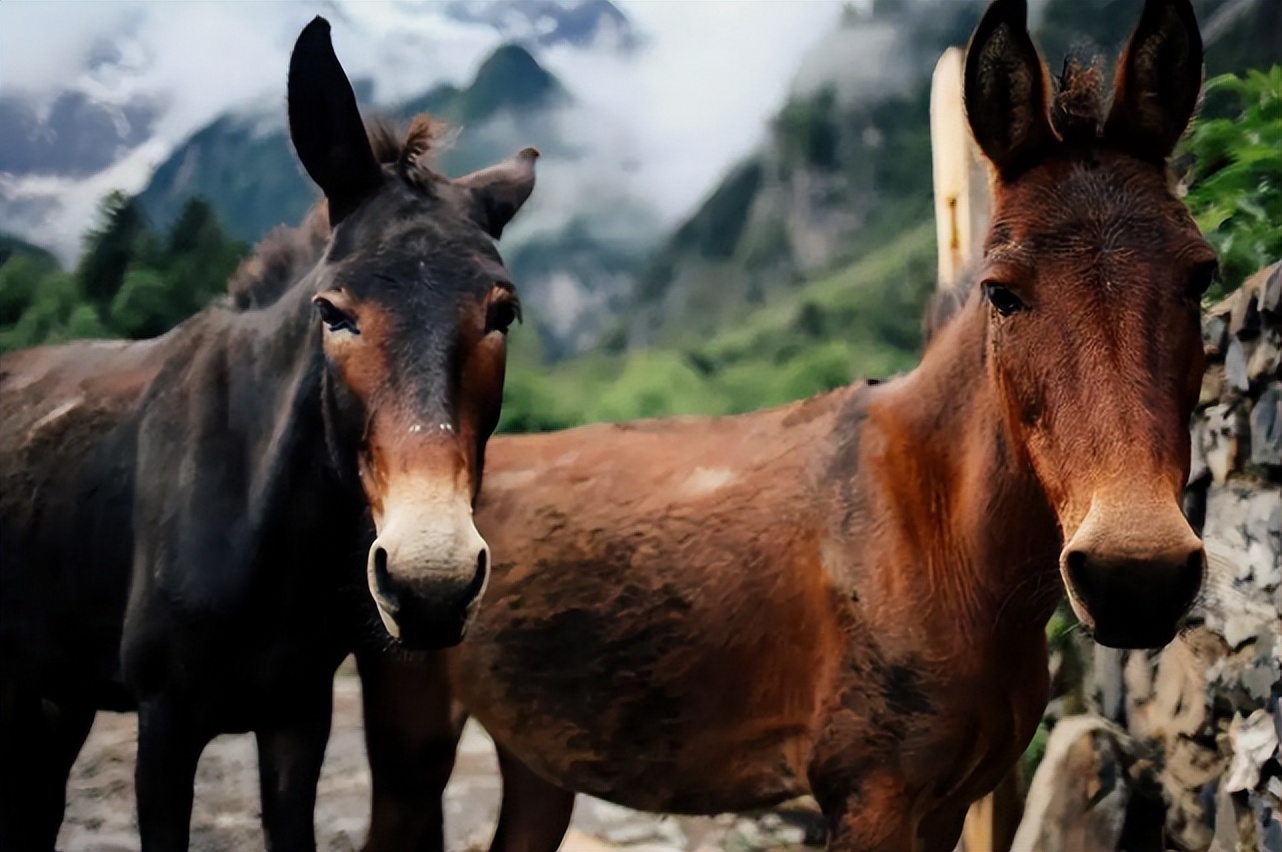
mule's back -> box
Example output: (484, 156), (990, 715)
(0, 337), (172, 695)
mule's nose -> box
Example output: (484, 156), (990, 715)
(366, 517), (491, 650)
(1062, 541), (1204, 649)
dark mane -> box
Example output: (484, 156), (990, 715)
(923, 51), (1114, 345)
(227, 113), (451, 311)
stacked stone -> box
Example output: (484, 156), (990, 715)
(1014, 262), (1282, 852)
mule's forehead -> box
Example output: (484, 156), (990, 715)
(989, 156), (1201, 265)
(325, 193), (507, 304)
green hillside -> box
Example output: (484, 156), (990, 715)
(498, 220), (936, 432)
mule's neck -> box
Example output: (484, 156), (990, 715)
(869, 295), (1062, 647)
(227, 268), (360, 528)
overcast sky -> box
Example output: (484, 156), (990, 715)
(0, 0), (845, 254)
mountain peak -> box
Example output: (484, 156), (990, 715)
(464, 43), (563, 122)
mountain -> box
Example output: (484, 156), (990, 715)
(136, 42), (566, 244)
(0, 0), (635, 266)
(616, 0), (1278, 352)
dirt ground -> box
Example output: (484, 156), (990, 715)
(57, 670), (823, 852)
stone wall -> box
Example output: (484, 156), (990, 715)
(1016, 262), (1282, 852)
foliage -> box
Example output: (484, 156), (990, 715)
(0, 196), (246, 353)
(1179, 66), (1282, 299)
(498, 222), (936, 432)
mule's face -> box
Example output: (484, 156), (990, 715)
(314, 185), (524, 648)
(966, 0), (1210, 648)
(288, 18), (535, 649)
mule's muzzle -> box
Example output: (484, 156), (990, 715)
(1061, 527), (1199, 648)
(366, 505), (491, 650)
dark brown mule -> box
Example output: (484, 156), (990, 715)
(358, 1), (1214, 850)
(0, 17), (535, 852)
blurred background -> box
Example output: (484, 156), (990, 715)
(1, 0), (1277, 428)
(1, 2), (1279, 851)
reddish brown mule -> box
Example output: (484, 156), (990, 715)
(358, 0), (1213, 849)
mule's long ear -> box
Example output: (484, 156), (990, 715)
(456, 147), (539, 239)
(288, 17), (383, 225)
(1104, 0), (1203, 162)
(964, 0), (1056, 180)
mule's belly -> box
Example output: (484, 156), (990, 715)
(450, 554), (837, 814)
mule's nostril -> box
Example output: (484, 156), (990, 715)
(465, 549), (489, 601)
(372, 546), (397, 610)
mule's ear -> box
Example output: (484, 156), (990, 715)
(455, 147), (539, 239)
(964, 0), (1056, 180)
(288, 17), (383, 225)
(1103, 0), (1203, 162)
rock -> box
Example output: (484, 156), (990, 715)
(1201, 362), (1229, 405)
(1226, 337), (1251, 391)
(1226, 710), (1281, 794)
(1250, 383), (1282, 467)
(1205, 313), (1230, 358)
(1263, 263), (1281, 317)
(1122, 651), (1155, 706)
(1010, 717), (1131, 852)
(1190, 416), (1212, 485)
(1248, 329), (1282, 385)
(1201, 405), (1244, 484)
(1254, 796), (1282, 852)
(1203, 484), (1282, 593)
(1094, 647), (1127, 724)
(1230, 291), (1262, 341)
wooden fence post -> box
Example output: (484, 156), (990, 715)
(929, 46), (1023, 852)
(930, 47), (989, 290)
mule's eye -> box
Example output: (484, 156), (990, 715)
(983, 282), (1026, 317)
(314, 297), (359, 334)
(1186, 261), (1219, 302)
(486, 298), (521, 335)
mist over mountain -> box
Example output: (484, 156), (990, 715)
(2, 0), (1274, 364)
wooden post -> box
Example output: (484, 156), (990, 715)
(930, 46), (1024, 852)
(929, 47), (990, 291)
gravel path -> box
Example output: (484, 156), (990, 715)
(57, 670), (822, 852)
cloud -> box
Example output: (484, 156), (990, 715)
(547, 0), (843, 222)
(0, 0), (842, 261)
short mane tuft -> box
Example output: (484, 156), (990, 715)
(367, 113), (453, 190)
(1051, 52), (1108, 145)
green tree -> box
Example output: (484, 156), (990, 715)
(161, 197), (247, 317)
(1181, 66), (1282, 297)
(77, 191), (153, 310)
(109, 267), (175, 339)
(0, 254), (53, 326)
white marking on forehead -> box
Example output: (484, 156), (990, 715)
(407, 422), (452, 435)
(681, 466), (736, 497)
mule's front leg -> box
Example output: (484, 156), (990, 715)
(0, 684), (96, 852)
(135, 694), (210, 852)
(256, 679), (334, 852)
(815, 775), (916, 852)
(808, 721), (917, 852)
(357, 649), (463, 852)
